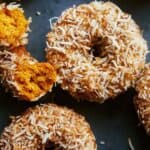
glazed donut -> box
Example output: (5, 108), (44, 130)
(134, 64), (150, 134)
(0, 3), (30, 47)
(46, 1), (148, 103)
(0, 103), (97, 150)
(0, 46), (57, 101)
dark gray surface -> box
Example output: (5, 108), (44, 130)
(0, 0), (150, 150)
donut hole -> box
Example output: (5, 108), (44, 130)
(91, 37), (108, 59)
(91, 44), (102, 58)
(14, 62), (57, 101)
(45, 141), (63, 150)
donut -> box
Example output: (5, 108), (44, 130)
(0, 3), (31, 47)
(0, 103), (97, 149)
(46, 1), (148, 103)
(134, 64), (150, 134)
(0, 46), (57, 101)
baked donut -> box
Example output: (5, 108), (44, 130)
(0, 46), (57, 101)
(0, 3), (30, 47)
(134, 64), (150, 134)
(46, 1), (148, 103)
(0, 103), (97, 150)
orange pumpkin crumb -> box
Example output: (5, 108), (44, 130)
(0, 6), (29, 47)
(14, 62), (57, 101)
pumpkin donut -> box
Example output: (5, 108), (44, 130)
(134, 64), (150, 134)
(46, 1), (148, 103)
(0, 3), (31, 47)
(0, 103), (97, 150)
(0, 46), (57, 101)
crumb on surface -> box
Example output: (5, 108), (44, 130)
(36, 11), (41, 16)
(128, 137), (135, 150)
(100, 141), (105, 145)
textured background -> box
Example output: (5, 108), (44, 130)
(0, 0), (150, 149)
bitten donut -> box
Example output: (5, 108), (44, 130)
(46, 1), (148, 103)
(0, 46), (57, 101)
(0, 103), (97, 150)
(0, 3), (31, 47)
(134, 64), (150, 134)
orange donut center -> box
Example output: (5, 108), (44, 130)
(0, 7), (29, 46)
(14, 61), (57, 101)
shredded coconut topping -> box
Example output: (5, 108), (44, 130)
(46, 1), (148, 103)
(0, 104), (97, 150)
(0, 46), (56, 101)
(0, 49), (23, 92)
(134, 64), (150, 134)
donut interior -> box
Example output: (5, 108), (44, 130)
(0, 4), (29, 46)
(14, 61), (56, 101)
